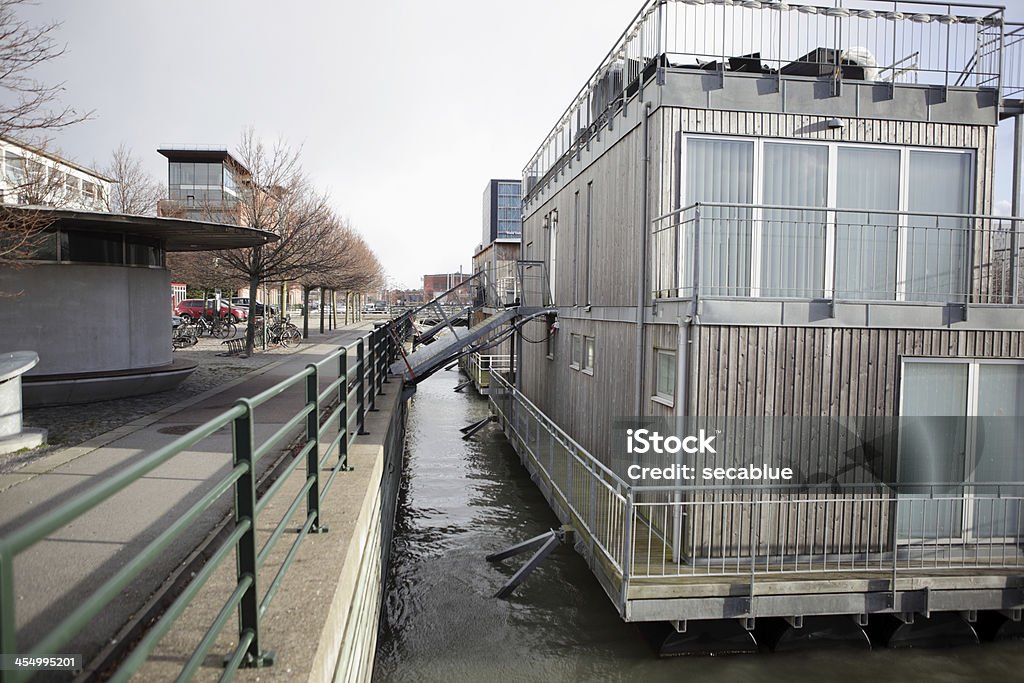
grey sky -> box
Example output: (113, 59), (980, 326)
(18, 1), (640, 288)
(18, 1), (1023, 287)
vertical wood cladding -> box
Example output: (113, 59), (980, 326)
(691, 326), (1024, 418)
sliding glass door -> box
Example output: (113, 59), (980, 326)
(899, 359), (1024, 543)
(898, 362), (968, 541)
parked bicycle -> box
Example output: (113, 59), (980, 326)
(172, 322), (198, 349)
(252, 315), (302, 348)
(195, 314), (237, 339)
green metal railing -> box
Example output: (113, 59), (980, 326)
(0, 313), (413, 682)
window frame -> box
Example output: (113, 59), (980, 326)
(570, 333), (582, 369)
(679, 134), (976, 302)
(581, 335), (595, 376)
(652, 348), (676, 407)
(898, 357), (1024, 544)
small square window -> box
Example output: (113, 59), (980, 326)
(570, 334), (582, 369)
(582, 336), (595, 375)
(653, 349), (676, 406)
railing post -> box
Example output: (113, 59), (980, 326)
(305, 365), (325, 533)
(368, 330), (378, 411)
(231, 399), (273, 668)
(357, 339), (368, 434)
(379, 325), (389, 389)
(620, 494), (634, 610)
(0, 551), (14, 683)
(692, 205), (702, 312)
(1013, 219), (1020, 305)
(339, 349), (350, 470)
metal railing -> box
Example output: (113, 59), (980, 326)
(490, 372), (631, 576)
(652, 202), (1023, 305)
(523, 1), (1022, 196)
(631, 483), (1024, 581)
(490, 373), (1024, 605)
(0, 313), (413, 683)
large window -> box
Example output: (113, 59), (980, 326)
(682, 137), (974, 303)
(899, 359), (1024, 541)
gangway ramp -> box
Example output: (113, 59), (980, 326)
(391, 309), (518, 385)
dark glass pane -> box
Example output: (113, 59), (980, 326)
(126, 236), (163, 266)
(63, 230), (123, 264)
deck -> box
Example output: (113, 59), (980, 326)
(489, 372), (1024, 625)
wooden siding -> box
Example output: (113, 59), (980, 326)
(691, 326), (1024, 418)
(520, 317), (636, 461)
(521, 127), (645, 309)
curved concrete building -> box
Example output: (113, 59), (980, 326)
(0, 207), (277, 406)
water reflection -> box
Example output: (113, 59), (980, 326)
(373, 371), (1023, 682)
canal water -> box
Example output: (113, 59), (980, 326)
(373, 371), (1024, 682)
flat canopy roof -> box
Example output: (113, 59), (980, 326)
(3, 206), (278, 251)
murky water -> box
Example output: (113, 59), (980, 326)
(373, 371), (1024, 682)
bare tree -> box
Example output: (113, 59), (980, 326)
(214, 130), (349, 354)
(0, 0), (91, 138)
(103, 144), (163, 215)
(292, 218), (383, 334)
(0, 0), (92, 267)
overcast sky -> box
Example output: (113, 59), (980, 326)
(18, 1), (1023, 288)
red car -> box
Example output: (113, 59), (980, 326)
(173, 299), (246, 322)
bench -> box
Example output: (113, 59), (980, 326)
(219, 338), (246, 356)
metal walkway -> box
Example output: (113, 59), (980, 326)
(391, 308), (519, 385)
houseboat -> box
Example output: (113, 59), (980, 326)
(489, 0), (1024, 652)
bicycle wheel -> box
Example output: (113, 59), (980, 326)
(280, 328), (302, 348)
(223, 322), (237, 339)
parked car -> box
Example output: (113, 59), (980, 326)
(229, 297), (277, 317)
(173, 299), (246, 322)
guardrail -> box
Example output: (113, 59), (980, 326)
(631, 484), (1024, 582)
(0, 313), (413, 682)
(490, 372), (1024, 608)
(652, 202), (1023, 305)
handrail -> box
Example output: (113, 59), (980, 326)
(651, 201), (1024, 226)
(0, 311), (415, 682)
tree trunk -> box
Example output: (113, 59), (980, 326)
(319, 286), (325, 334)
(245, 271), (260, 356)
(302, 286), (310, 339)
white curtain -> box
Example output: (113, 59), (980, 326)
(761, 143), (828, 297)
(836, 147), (900, 300)
(906, 151), (972, 302)
(685, 138), (753, 297)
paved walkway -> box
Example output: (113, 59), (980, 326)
(0, 321), (376, 666)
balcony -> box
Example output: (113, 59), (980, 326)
(651, 203), (1023, 310)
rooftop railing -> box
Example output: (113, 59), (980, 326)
(651, 202), (1023, 305)
(523, 1), (1022, 195)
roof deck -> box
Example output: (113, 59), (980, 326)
(523, 0), (1024, 199)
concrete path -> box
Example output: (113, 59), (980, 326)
(0, 322), (376, 667)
